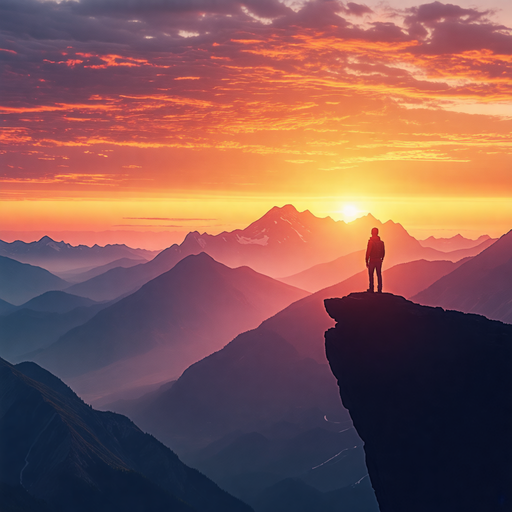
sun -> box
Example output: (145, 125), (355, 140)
(342, 204), (359, 221)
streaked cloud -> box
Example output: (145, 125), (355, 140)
(0, 0), (510, 203)
(123, 217), (217, 220)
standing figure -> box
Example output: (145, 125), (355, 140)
(366, 227), (385, 293)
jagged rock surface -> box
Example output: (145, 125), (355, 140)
(325, 292), (512, 512)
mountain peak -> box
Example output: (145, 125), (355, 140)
(269, 204), (299, 214)
(37, 235), (56, 243)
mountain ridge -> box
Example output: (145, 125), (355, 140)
(34, 252), (309, 404)
(413, 229), (512, 323)
(0, 356), (252, 512)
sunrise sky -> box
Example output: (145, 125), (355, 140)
(1, 0), (511, 247)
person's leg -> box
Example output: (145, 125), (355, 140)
(368, 262), (375, 292)
(376, 260), (383, 292)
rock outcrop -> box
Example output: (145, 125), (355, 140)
(325, 292), (512, 512)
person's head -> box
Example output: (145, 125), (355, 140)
(371, 227), (379, 236)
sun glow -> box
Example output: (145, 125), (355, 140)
(341, 204), (360, 222)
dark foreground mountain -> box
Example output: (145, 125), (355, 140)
(0, 256), (68, 305)
(35, 253), (308, 404)
(325, 293), (512, 512)
(0, 357), (252, 512)
(0, 236), (154, 272)
(413, 229), (512, 323)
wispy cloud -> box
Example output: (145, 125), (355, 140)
(123, 217), (217, 221)
(1, 0), (511, 199)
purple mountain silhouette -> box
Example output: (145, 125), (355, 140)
(419, 233), (492, 252)
(0, 236), (154, 272)
(122, 257), (465, 444)
(58, 257), (146, 283)
(64, 205), (473, 302)
(34, 253), (309, 404)
(113, 258), (464, 512)
(0, 293), (108, 362)
(280, 238), (494, 293)
(412, 229), (512, 323)
(0, 256), (68, 305)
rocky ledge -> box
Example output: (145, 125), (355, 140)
(324, 292), (511, 512)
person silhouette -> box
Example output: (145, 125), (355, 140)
(366, 227), (385, 293)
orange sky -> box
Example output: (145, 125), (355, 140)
(1, 0), (511, 245)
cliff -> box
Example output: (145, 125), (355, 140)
(324, 292), (512, 512)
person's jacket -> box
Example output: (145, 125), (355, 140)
(366, 235), (385, 264)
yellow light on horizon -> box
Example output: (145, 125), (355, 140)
(341, 203), (359, 222)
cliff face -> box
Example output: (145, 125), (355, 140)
(324, 292), (512, 512)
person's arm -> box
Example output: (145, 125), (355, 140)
(365, 240), (371, 267)
(382, 242), (385, 261)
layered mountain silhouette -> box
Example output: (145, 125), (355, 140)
(34, 253), (309, 404)
(280, 238), (494, 292)
(62, 205), (484, 302)
(0, 299), (110, 362)
(0, 256), (68, 305)
(0, 357), (252, 512)
(419, 233), (492, 252)
(63, 204), (372, 302)
(0, 236), (154, 272)
(325, 293), (512, 512)
(63, 238), (201, 302)
(413, 230), (512, 323)
(58, 256), (147, 283)
(0, 298), (16, 316)
(16, 291), (99, 313)
(118, 258), (465, 436)
(111, 258), (461, 510)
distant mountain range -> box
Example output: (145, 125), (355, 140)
(58, 256), (147, 283)
(151, 205), (482, 279)
(413, 230), (512, 323)
(60, 205), (493, 302)
(0, 236), (155, 272)
(0, 255), (69, 305)
(0, 292), (110, 362)
(16, 290), (99, 313)
(280, 239), (495, 292)
(34, 253), (309, 404)
(325, 293), (512, 512)
(0, 357), (252, 512)
(419, 233), (493, 252)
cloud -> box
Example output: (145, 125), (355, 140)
(1, 0), (511, 199)
(342, 2), (373, 17)
(405, 1), (488, 27)
(74, 0), (291, 18)
(123, 217), (217, 220)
